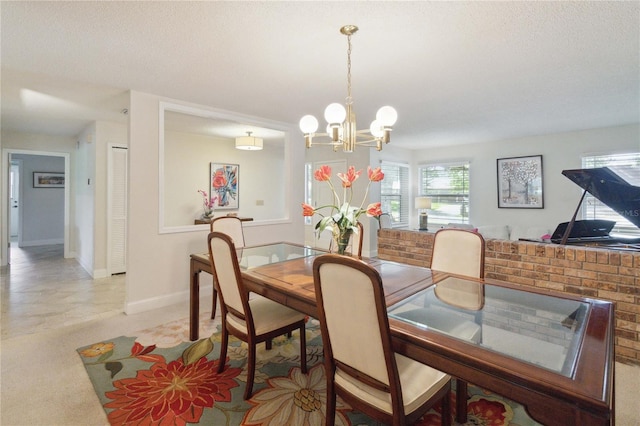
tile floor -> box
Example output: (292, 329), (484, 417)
(1, 244), (126, 339)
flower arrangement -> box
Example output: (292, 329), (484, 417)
(198, 190), (218, 219)
(302, 165), (383, 254)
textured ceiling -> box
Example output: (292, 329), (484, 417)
(1, 1), (638, 149)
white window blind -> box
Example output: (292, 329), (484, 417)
(380, 162), (409, 226)
(581, 153), (640, 236)
(419, 162), (470, 226)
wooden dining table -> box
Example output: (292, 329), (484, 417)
(189, 242), (614, 426)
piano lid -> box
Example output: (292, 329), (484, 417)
(562, 167), (640, 229)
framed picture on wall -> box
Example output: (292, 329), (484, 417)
(210, 163), (239, 210)
(33, 172), (65, 188)
(497, 155), (543, 208)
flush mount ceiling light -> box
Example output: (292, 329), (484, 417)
(235, 131), (263, 151)
(299, 25), (398, 152)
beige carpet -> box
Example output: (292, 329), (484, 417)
(1, 296), (638, 425)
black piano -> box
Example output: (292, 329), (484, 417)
(551, 167), (640, 250)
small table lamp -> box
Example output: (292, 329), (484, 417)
(415, 197), (432, 231)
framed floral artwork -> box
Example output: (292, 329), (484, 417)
(497, 155), (543, 208)
(210, 163), (239, 210)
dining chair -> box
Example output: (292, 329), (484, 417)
(430, 227), (485, 423)
(313, 254), (452, 426)
(209, 216), (246, 318)
(207, 231), (307, 399)
(378, 213), (392, 229)
(430, 228), (485, 278)
(328, 221), (364, 258)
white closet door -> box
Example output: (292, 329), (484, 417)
(108, 145), (128, 274)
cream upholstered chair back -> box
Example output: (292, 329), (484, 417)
(430, 228), (485, 278)
(314, 255), (392, 386)
(378, 213), (392, 229)
(208, 232), (245, 316)
(210, 216), (245, 248)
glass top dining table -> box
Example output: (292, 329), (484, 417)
(236, 243), (325, 270)
(189, 241), (614, 425)
(387, 275), (589, 377)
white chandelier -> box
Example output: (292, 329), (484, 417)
(299, 25), (398, 152)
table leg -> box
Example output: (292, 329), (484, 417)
(190, 258), (200, 341)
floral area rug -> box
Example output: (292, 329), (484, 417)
(77, 315), (541, 426)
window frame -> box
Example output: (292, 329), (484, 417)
(418, 161), (471, 227)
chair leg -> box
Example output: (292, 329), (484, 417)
(210, 288), (218, 319)
(455, 379), (468, 424)
(299, 324), (307, 373)
(266, 339), (272, 350)
(217, 325), (229, 374)
(325, 382), (337, 426)
(441, 384), (452, 426)
(244, 342), (257, 400)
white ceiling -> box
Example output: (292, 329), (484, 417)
(1, 1), (638, 149)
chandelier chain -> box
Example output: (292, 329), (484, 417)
(346, 33), (353, 105)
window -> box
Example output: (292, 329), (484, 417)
(419, 162), (470, 226)
(380, 162), (409, 226)
(581, 153), (640, 236)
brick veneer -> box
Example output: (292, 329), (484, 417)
(377, 228), (640, 365)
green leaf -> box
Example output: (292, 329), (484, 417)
(105, 361), (123, 378)
(182, 337), (214, 365)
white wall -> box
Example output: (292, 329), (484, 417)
(163, 131), (285, 226)
(385, 124), (640, 231)
(126, 91), (304, 314)
(75, 123), (97, 275)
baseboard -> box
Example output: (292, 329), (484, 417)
(19, 238), (64, 247)
(125, 285), (214, 315)
(93, 269), (108, 279)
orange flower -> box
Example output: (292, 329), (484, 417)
(80, 342), (115, 358)
(367, 166), (384, 182)
(314, 165), (332, 182)
(105, 357), (240, 425)
(366, 202), (382, 217)
(302, 203), (315, 217)
(337, 166), (362, 188)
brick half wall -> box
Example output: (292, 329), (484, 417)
(377, 228), (640, 365)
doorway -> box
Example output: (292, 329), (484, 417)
(1, 149), (71, 266)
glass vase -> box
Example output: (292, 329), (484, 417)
(333, 228), (353, 255)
